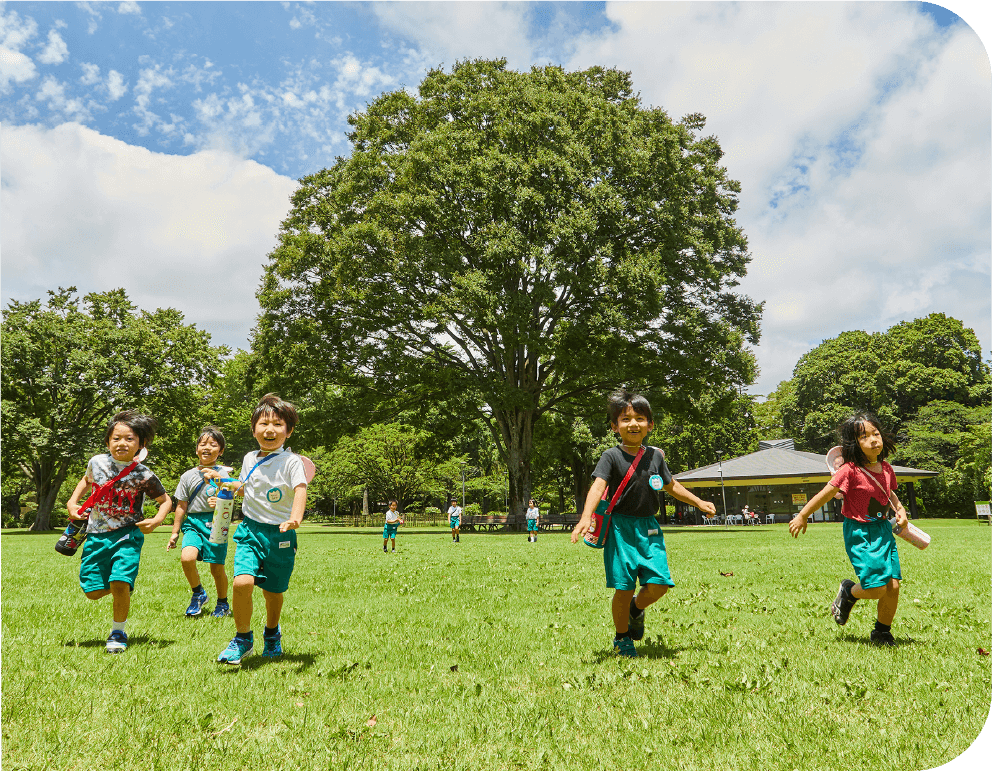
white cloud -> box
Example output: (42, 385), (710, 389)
(0, 8), (39, 90)
(107, 69), (127, 100)
(80, 62), (100, 85)
(38, 29), (68, 65)
(133, 64), (174, 134)
(0, 123), (298, 350)
(562, 2), (991, 393)
(117, 1), (141, 16)
(34, 75), (91, 121)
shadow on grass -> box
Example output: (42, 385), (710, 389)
(216, 651), (318, 673)
(61, 635), (176, 649)
(587, 636), (684, 663)
(836, 631), (919, 648)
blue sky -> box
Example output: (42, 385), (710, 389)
(2, 1), (990, 400)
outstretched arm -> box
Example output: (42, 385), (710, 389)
(663, 479), (716, 517)
(789, 483), (839, 537)
(571, 477), (608, 543)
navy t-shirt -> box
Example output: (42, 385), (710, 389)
(592, 445), (673, 518)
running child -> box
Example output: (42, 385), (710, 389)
(789, 412), (908, 646)
(210, 394), (308, 664)
(383, 500), (404, 553)
(526, 499), (540, 542)
(571, 389), (717, 658)
(167, 426), (232, 618)
(66, 410), (173, 653)
(447, 499), (462, 543)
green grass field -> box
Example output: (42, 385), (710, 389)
(2, 520), (990, 771)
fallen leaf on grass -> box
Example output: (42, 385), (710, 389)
(367, 716), (377, 727)
(450, 664), (459, 672)
(720, 571), (734, 577)
(211, 716), (238, 737)
(295, 702), (304, 707)
(979, 648), (989, 656)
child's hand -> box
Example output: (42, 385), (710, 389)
(67, 502), (84, 520)
(788, 514), (808, 538)
(571, 515), (591, 544)
(895, 507), (909, 529)
(279, 519), (301, 533)
(167, 532), (179, 550)
(699, 501), (717, 517)
(136, 518), (161, 534)
(207, 496), (218, 509)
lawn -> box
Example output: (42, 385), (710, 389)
(2, 520), (990, 770)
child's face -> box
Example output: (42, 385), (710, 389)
(196, 435), (223, 466)
(612, 405), (654, 448)
(857, 422), (883, 463)
(107, 423), (141, 463)
(389, 502), (398, 511)
(253, 411), (292, 452)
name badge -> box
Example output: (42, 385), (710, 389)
(648, 528), (659, 536)
(279, 541), (290, 548)
(649, 474), (664, 490)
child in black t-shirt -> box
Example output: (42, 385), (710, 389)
(572, 389), (716, 658)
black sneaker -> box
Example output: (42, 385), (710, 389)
(830, 579), (857, 626)
(628, 608), (645, 641)
(870, 629), (896, 647)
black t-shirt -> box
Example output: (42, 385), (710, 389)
(592, 445), (673, 518)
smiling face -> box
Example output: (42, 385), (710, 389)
(196, 435), (223, 467)
(253, 410), (292, 453)
(612, 405), (654, 450)
(107, 423), (141, 463)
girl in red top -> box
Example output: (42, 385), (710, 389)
(789, 413), (909, 646)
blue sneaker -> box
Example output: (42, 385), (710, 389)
(210, 600), (230, 618)
(262, 626), (282, 658)
(106, 630), (128, 653)
(185, 589), (208, 617)
(613, 636), (637, 658)
(217, 635), (253, 664)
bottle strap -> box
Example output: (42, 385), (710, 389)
(78, 460), (139, 515)
(856, 465), (894, 509)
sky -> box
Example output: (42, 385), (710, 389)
(1, 1), (990, 401)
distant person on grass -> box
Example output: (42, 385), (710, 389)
(571, 389), (717, 658)
(383, 500), (404, 553)
(526, 499), (540, 542)
(448, 499), (462, 543)
(167, 426), (232, 618)
(66, 411), (172, 654)
(206, 394), (308, 665)
(789, 412), (908, 646)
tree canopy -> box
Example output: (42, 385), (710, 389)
(1, 288), (226, 529)
(255, 59), (761, 518)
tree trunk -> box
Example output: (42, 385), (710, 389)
(30, 462), (72, 532)
(571, 454), (593, 516)
(493, 408), (535, 531)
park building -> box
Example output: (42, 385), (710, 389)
(672, 439), (938, 525)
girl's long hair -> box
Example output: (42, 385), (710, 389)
(838, 412), (897, 467)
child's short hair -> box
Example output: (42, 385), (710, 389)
(251, 393), (298, 432)
(197, 425), (226, 454)
(608, 388), (653, 424)
(103, 410), (157, 448)
(388, 499), (398, 505)
(838, 412), (897, 466)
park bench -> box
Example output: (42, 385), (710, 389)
(976, 502), (990, 524)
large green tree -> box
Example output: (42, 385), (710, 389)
(1, 288), (225, 530)
(255, 59), (761, 519)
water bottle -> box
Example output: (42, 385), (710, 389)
(209, 487), (235, 544)
(55, 518), (88, 556)
(891, 519), (931, 550)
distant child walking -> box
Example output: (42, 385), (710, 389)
(383, 500), (404, 553)
(66, 410), (173, 653)
(526, 499), (540, 542)
(789, 412), (908, 646)
(572, 389), (717, 657)
(448, 499), (462, 543)
(167, 426), (232, 618)
(208, 394), (308, 664)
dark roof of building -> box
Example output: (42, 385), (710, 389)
(675, 446), (939, 487)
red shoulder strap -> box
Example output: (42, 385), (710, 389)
(78, 459), (139, 515)
(602, 446), (646, 515)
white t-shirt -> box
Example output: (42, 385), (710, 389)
(385, 508), (401, 523)
(239, 449), (307, 525)
(447, 505), (462, 519)
(526, 506), (540, 520)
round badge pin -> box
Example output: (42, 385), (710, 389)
(266, 488), (283, 504)
(649, 474), (664, 491)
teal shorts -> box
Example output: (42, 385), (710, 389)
(843, 517), (902, 589)
(80, 525), (145, 592)
(526, 519), (539, 532)
(233, 518), (297, 594)
(383, 522), (400, 539)
(604, 516), (674, 591)
(181, 512), (229, 565)
(450, 517), (460, 529)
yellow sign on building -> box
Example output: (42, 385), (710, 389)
(792, 493), (808, 506)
